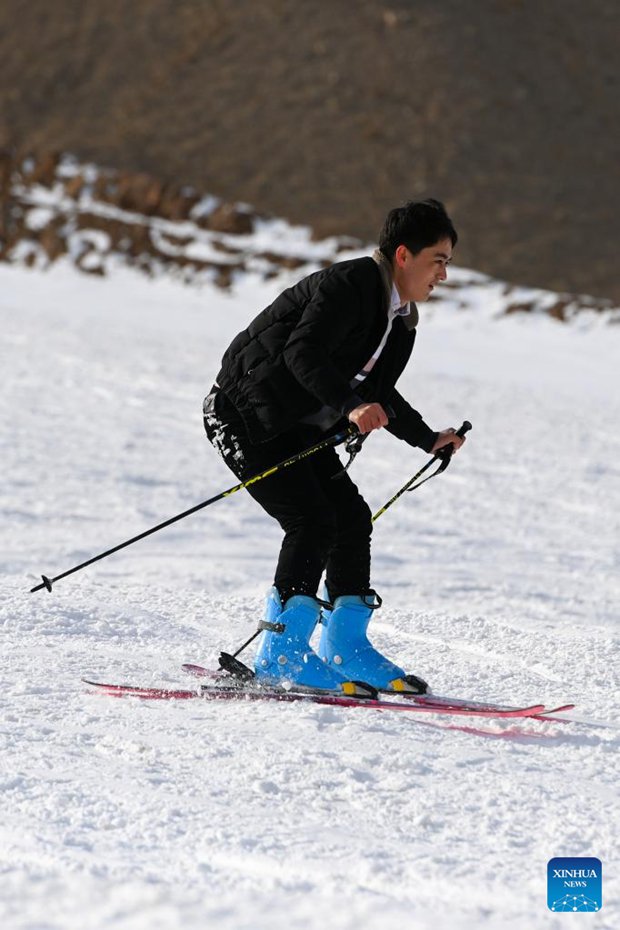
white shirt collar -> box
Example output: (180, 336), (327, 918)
(390, 283), (410, 317)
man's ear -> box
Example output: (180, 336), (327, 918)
(393, 244), (408, 267)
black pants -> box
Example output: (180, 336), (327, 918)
(204, 389), (372, 603)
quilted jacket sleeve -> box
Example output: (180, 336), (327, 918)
(384, 388), (438, 452)
(281, 265), (369, 416)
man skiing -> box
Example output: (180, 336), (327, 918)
(204, 199), (465, 694)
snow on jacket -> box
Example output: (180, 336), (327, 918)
(213, 256), (437, 451)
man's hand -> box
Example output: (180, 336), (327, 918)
(348, 402), (389, 435)
(431, 428), (466, 455)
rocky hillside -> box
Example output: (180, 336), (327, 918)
(2, 151), (617, 324)
(0, 0), (618, 301)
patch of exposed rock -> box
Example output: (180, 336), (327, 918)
(1, 150), (617, 324)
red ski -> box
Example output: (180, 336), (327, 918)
(180, 663), (575, 719)
(82, 677), (573, 720)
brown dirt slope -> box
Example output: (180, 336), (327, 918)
(0, 0), (618, 299)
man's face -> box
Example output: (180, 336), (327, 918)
(392, 237), (453, 303)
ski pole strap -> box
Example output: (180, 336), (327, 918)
(372, 420), (472, 522)
(332, 431), (368, 478)
(331, 403), (395, 480)
(371, 459), (436, 521)
(433, 419), (472, 474)
(30, 425), (358, 594)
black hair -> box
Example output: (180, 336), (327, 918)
(378, 199), (457, 260)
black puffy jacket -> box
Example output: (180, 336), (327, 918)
(214, 256), (437, 451)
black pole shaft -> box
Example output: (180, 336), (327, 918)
(372, 420), (472, 522)
(371, 457), (438, 522)
(31, 426), (355, 594)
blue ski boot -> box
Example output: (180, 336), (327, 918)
(318, 592), (428, 693)
(254, 588), (373, 694)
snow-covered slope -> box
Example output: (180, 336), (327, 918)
(2, 247), (619, 930)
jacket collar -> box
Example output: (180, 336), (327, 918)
(372, 249), (419, 331)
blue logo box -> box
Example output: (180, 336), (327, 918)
(547, 857), (602, 912)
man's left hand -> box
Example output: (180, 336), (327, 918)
(431, 428), (466, 455)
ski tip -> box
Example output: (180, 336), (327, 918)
(537, 703), (576, 716)
(181, 663), (208, 676)
(82, 678), (118, 691)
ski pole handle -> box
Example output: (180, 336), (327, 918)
(436, 419), (472, 469)
(443, 419), (472, 451)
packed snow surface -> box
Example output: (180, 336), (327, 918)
(2, 255), (619, 930)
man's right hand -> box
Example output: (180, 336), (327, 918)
(348, 402), (389, 434)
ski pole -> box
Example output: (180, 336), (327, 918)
(30, 425), (359, 594)
(372, 420), (472, 522)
